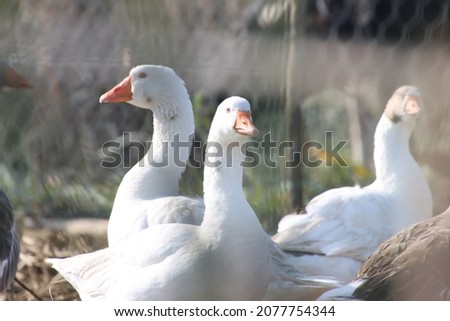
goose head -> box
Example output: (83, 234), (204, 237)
(384, 86), (422, 131)
(0, 61), (32, 89)
(208, 96), (259, 145)
(99, 65), (189, 112)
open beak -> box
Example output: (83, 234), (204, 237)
(5, 65), (32, 89)
(234, 111), (259, 137)
(99, 76), (132, 103)
(404, 95), (421, 116)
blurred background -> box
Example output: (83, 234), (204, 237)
(0, 0), (449, 300)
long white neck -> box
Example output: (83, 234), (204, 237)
(203, 144), (245, 199)
(201, 136), (260, 229)
(371, 114), (432, 217)
(373, 114), (413, 182)
(115, 96), (194, 201)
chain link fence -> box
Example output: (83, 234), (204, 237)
(1, 0), (449, 300)
(0, 0), (449, 227)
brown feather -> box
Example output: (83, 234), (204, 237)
(354, 207), (450, 300)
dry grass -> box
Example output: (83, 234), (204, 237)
(0, 218), (108, 301)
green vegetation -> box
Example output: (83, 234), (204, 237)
(1, 0), (448, 230)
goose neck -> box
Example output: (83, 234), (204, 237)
(116, 96), (194, 200)
(373, 114), (414, 183)
(203, 140), (246, 198)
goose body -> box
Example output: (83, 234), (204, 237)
(0, 191), (20, 292)
(48, 97), (342, 300)
(0, 62), (30, 291)
(319, 206), (450, 301)
(273, 86), (433, 283)
(100, 65), (204, 246)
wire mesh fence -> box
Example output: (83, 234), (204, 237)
(1, 0), (450, 301)
(0, 0), (449, 226)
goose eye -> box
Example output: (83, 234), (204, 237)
(226, 108), (231, 113)
(138, 72), (147, 79)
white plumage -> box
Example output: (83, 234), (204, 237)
(273, 86), (433, 283)
(99, 65), (204, 246)
(47, 97), (342, 300)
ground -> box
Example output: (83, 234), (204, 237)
(0, 217), (108, 301)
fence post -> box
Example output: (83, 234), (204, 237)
(284, 0), (304, 210)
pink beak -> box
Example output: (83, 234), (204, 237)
(5, 65), (32, 89)
(234, 111), (259, 136)
(99, 76), (132, 103)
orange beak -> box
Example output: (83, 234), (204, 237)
(404, 96), (420, 115)
(234, 111), (259, 136)
(5, 65), (32, 89)
(99, 76), (132, 103)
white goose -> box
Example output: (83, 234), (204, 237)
(47, 97), (341, 300)
(273, 86), (433, 283)
(99, 65), (204, 246)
